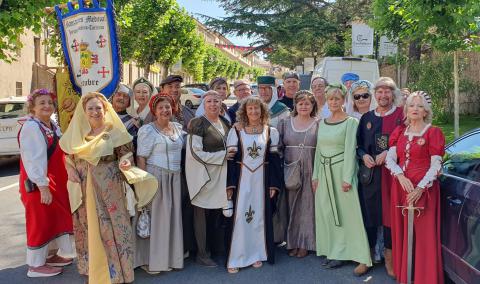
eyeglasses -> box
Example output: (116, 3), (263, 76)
(353, 93), (370, 100)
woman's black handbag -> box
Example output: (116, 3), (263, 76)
(359, 164), (374, 185)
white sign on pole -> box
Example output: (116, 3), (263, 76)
(295, 65), (304, 75)
(352, 23), (374, 56)
(303, 57), (315, 73)
(379, 36), (398, 57)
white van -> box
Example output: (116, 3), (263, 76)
(313, 57), (380, 84)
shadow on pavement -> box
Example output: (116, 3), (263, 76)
(0, 250), (397, 284)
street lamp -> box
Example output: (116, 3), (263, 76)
(313, 51), (318, 69)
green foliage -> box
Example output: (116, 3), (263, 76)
(407, 55), (454, 123)
(406, 54), (480, 123)
(372, 0), (480, 52)
(117, 0), (199, 72)
(0, 0), (60, 62)
(206, 0), (372, 67)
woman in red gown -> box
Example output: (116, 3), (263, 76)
(385, 91), (445, 284)
(18, 89), (73, 277)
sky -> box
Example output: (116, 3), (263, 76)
(176, 0), (254, 46)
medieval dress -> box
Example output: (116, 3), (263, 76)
(60, 95), (147, 284)
(269, 101), (290, 129)
(225, 126), (282, 268)
(385, 124), (445, 284)
(278, 117), (318, 252)
(134, 122), (184, 271)
(18, 117), (73, 267)
(185, 116), (230, 258)
(356, 107), (404, 251)
(313, 117), (372, 266)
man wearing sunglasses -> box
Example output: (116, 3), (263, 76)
(355, 77), (404, 277)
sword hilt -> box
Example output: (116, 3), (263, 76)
(396, 204), (425, 217)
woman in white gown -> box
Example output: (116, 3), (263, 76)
(225, 96), (282, 273)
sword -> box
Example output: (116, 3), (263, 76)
(397, 202), (424, 284)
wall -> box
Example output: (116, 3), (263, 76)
(0, 31), (36, 98)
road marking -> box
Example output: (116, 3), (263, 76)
(0, 182), (19, 192)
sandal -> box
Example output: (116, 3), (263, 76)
(228, 268), (239, 274)
(252, 261), (263, 268)
(288, 249), (298, 257)
(296, 249), (308, 258)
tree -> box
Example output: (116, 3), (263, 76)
(117, 0), (200, 78)
(372, 0), (480, 137)
(205, 0), (372, 68)
(0, 0), (60, 62)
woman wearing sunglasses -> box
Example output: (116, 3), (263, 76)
(346, 80), (377, 120)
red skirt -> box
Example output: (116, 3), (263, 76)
(391, 170), (444, 284)
(19, 139), (73, 249)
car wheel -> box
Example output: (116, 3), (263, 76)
(185, 100), (193, 109)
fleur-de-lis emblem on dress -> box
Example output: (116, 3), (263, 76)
(245, 205), (255, 223)
(247, 141), (261, 159)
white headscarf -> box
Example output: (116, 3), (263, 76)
(254, 84), (278, 110)
(112, 83), (135, 115)
(195, 91), (231, 123)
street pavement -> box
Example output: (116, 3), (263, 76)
(0, 157), (396, 284)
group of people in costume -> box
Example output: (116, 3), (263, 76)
(18, 70), (445, 284)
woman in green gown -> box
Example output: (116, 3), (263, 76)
(312, 85), (372, 273)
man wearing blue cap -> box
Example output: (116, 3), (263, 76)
(341, 72), (360, 108)
(341, 72), (360, 91)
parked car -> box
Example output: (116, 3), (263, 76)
(440, 128), (480, 284)
(184, 83), (209, 92)
(0, 96), (28, 158)
(180, 87), (204, 109)
(224, 95), (237, 108)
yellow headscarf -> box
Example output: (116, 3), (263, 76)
(60, 92), (132, 165)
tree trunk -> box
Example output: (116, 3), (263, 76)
(161, 64), (169, 80)
(408, 40), (421, 61)
(144, 65), (150, 79)
(453, 51), (460, 138)
(406, 40), (421, 84)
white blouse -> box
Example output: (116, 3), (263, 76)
(19, 118), (61, 187)
(137, 122), (184, 171)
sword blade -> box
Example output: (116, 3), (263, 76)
(406, 204), (414, 284)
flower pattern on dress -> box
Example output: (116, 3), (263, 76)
(71, 143), (135, 283)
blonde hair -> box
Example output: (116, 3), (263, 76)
(82, 92), (108, 110)
(404, 91), (433, 125)
(236, 96), (270, 125)
(292, 90), (317, 117)
(325, 86), (346, 99)
(352, 87), (371, 113)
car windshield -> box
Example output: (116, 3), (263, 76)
(0, 102), (26, 118)
(189, 88), (205, 95)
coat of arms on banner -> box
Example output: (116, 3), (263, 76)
(55, 0), (120, 98)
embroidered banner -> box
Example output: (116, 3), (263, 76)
(55, 70), (80, 132)
(55, 0), (120, 98)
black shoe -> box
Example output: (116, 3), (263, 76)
(326, 260), (343, 269)
(321, 258), (331, 266)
